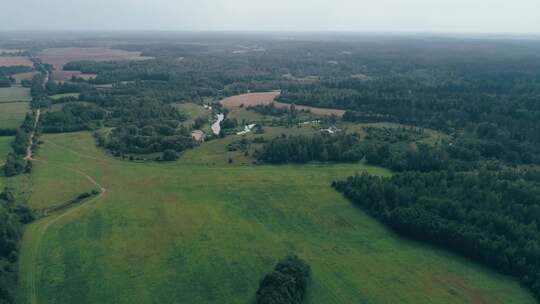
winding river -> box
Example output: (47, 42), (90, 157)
(211, 113), (224, 135)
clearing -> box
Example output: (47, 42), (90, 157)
(15, 131), (535, 304)
(221, 91), (346, 117)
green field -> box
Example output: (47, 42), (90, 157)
(0, 136), (12, 160)
(15, 132), (535, 304)
(49, 93), (80, 100)
(0, 136), (13, 189)
(0, 87), (32, 103)
(174, 102), (212, 129)
(0, 101), (29, 129)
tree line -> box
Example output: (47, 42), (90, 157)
(0, 187), (33, 304)
(333, 169), (540, 299)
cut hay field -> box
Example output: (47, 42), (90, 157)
(221, 92), (346, 117)
(38, 47), (153, 81)
(0, 87), (31, 103)
(0, 101), (29, 129)
(15, 131), (535, 304)
(0, 56), (33, 67)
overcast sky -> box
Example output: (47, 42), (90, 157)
(1, 0), (539, 33)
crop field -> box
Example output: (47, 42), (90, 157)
(221, 92), (345, 117)
(0, 101), (29, 129)
(0, 87), (31, 103)
(12, 72), (38, 84)
(38, 47), (152, 68)
(15, 131), (535, 304)
(38, 47), (153, 81)
(0, 56), (33, 67)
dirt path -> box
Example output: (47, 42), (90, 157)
(24, 108), (40, 161)
(41, 138), (112, 163)
(24, 158), (107, 304)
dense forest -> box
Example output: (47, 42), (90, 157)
(256, 133), (363, 163)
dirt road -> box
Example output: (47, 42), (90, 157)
(24, 108), (40, 161)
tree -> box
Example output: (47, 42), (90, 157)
(256, 256), (311, 304)
(161, 149), (179, 161)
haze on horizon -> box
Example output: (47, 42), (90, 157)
(1, 0), (539, 34)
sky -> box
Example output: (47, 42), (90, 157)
(1, 0), (540, 33)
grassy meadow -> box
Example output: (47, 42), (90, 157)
(0, 136), (12, 160)
(14, 131), (535, 304)
(0, 101), (29, 129)
(0, 87), (32, 103)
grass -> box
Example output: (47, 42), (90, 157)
(0, 136), (12, 160)
(0, 101), (29, 129)
(174, 102), (212, 128)
(15, 131), (535, 304)
(0, 136), (12, 189)
(0, 87), (32, 103)
(227, 106), (267, 123)
(49, 93), (80, 100)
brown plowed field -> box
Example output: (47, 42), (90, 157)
(0, 56), (33, 67)
(220, 91), (345, 117)
(38, 47), (152, 81)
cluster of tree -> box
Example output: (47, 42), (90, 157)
(34, 80), (197, 159)
(256, 133), (363, 163)
(0, 66), (33, 87)
(40, 103), (105, 133)
(247, 103), (299, 117)
(3, 113), (37, 177)
(0, 187), (33, 304)
(0, 129), (17, 137)
(29, 73), (48, 108)
(256, 127), (443, 169)
(334, 169), (540, 298)
(0, 50), (29, 57)
(256, 255), (311, 304)
(83, 97), (195, 159)
(0, 76), (13, 88)
(192, 116), (208, 129)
